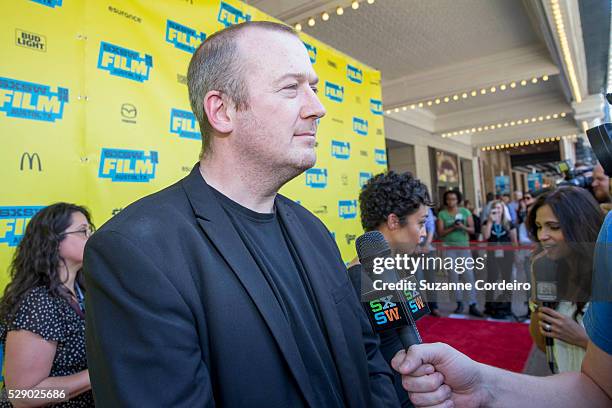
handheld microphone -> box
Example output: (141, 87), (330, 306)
(533, 255), (559, 374)
(355, 231), (428, 349)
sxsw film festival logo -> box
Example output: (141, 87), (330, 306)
(305, 168), (327, 189)
(97, 42), (153, 82)
(98, 148), (158, 182)
(20, 152), (42, 171)
(375, 148), (387, 165)
(338, 200), (357, 220)
(347, 64), (363, 84)
(324, 81), (344, 103)
(359, 172), (372, 188)
(370, 99), (383, 115)
(303, 42), (317, 64)
(0, 206), (43, 247)
(217, 1), (251, 27)
(331, 140), (350, 160)
(30, 0), (62, 7)
(166, 20), (206, 53)
(170, 109), (199, 140)
(353, 117), (368, 136)
(16, 29), (46, 52)
(0, 77), (68, 122)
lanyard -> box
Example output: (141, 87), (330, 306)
(74, 282), (85, 313)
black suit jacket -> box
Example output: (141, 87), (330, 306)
(84, 165), (400, 407)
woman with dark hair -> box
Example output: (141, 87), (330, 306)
(437, 190), (483, 317)
(0, 203), (95, 407)
(350, 171), (433, 407)
(527, 187), (604, 373)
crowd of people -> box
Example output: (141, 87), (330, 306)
(0, 21), (610, 408)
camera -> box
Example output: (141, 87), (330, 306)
(555, 160), (593, 188)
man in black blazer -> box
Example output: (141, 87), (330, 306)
(84, 21), (401, 407)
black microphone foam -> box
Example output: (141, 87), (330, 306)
(355, 231), (422, 349)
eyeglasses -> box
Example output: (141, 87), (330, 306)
(61, 225), (96, 238)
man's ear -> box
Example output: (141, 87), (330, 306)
(203, 90), (234, 134)
(386, 213), (400, 230)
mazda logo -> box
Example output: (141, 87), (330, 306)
(121, 103), (137, 119)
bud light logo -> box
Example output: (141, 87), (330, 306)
(99, 148), (158, 182)
(359, 172), (372, 187)
(170, 108), (200, 140)
(0, 77), (68, 122)
(353, 117), (368, 136)
(347, 64), (363, 84)
(304, 42), (317, 64)
(370, 99), (383, 115)
(338, 200), (357, 219)
(375, 148), (387, 165)
(0, 206), (43, 247)
(30, 0), (62, 7)
(305, 168), (327, 188)
(324, 81), (344, 103)
(166, 20), (206, 53)
(331, 140), (350, 160)
(97, 42), (153, 82)
(218, 1), (251, 27)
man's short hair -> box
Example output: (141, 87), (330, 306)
(359, 171), (432, 232)
(187, 21), (298, 158)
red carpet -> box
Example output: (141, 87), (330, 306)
(416, 316), (533, 372)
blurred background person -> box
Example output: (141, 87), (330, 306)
(0, 203), (94, 407)
(436, 190), (483, 317)
(592, 163), (611, 214)
(349, 170), (433, 407)
(527, 187), (604, 372)
(482, 200), (518, 319)
(516, 191), (535, 319)
(415, 207), (441, 317)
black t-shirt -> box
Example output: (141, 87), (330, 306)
(484, 221), (515, 243)
(211, 188), (345, 407)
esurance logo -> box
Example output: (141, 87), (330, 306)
(166, 20), (206, 53)
(359, 172), (372, 187)
(97, 42), (153, 82)
(170, 109), (199, 140)
(338, 200), (357, 219)
(305, 168), (327, 189)
(375, 148), (387, 165)
(99, 148), (158, 182)
(347, 64), (363, 84)
(0, 77), (68, 122)
(218, 1), (251, 27)
(331, 140), (350, 160)
(304, 42), (316, 63)
(370, 99), (383, 115)
(353, 117), (368, 136)
(0, 206), (43, 247)
(324, 81), (344, 103)
(30, 0), (62, 7)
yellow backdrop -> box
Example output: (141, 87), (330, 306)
(0, 0), (387, 289)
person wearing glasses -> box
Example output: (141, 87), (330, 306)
(0, 203), (95, 407)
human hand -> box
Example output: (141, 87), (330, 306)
(538, 307), (589, 349)
(391, 343), (489, 408)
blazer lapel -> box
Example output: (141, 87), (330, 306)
(276, 199), (368, 408)
(180, 165), (318, 407)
